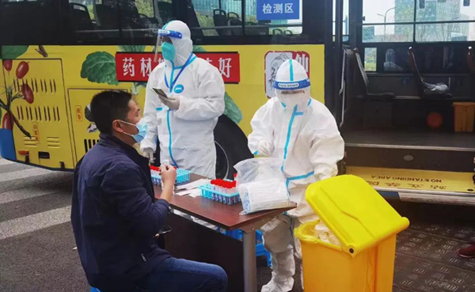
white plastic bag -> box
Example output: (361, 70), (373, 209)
(314, 220), (340, 246)
(234, 158), (294, 214)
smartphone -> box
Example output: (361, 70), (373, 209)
(153, 88), (167, 98)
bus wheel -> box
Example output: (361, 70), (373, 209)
(214, 115), (253, 179)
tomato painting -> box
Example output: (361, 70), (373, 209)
(2, 113), (13, 130)
(21, 84), (34, 104)
(16, 61), (29, 79)
(3, 60), (12, 72)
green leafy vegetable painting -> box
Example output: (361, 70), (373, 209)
(118, 45), (146, 53)
(1, 45), (48, 59)
(1, 46), (29, 60)
(81, 52), (119, 86)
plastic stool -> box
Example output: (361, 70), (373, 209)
(90, 288), (100, 292)
(218, 229), (272, 267)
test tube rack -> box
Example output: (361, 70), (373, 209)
(199, 183), (241, 205)
(151, 168), (191, 185)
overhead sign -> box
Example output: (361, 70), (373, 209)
(116, 52), (240, 84)
(257, 0), (300, 21)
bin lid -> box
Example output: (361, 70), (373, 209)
(305, 175), (410, 256)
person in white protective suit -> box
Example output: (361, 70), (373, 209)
(140, 20), (225, 178)
(248, 59), (345, 292)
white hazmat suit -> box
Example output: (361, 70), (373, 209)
(248, 60), (344, 291)
(141, 21), (225, 178)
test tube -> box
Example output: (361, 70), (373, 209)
(150, 166), (157, 184)
(217, 180), (224, 202)
(215, 180), (221, 200)
(231, 181), (237, 194)
(223, 181), (229, 202)
(210, 180), (216, 200)
(149, 166), (154, 184)
(227, 182), (233, 204)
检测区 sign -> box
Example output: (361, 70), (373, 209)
(257, 0), (300, 21)
(115, 52), (240, 84)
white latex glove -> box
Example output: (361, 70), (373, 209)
(257, 141), (274, 157)
(141, 147), (155, 163)
(157, 92), (180, 110)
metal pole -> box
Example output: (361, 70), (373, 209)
(324, 0), (334, 111)
(334, 0), (343, 123)
(243, 230), (257, 292)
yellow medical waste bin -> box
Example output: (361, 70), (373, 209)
(295, 175), (409, 292)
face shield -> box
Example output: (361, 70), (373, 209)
(154, 29), (183, 62)
(274, 79), (311, 108)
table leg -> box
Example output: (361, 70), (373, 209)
(243, 230), (257, 292)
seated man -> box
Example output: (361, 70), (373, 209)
(71, 90), (227, 292)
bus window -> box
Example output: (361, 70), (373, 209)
(361, 0), (475, 43)
(136, 0), (154, 18)
(189, 0), (242, 37)
(187, 0), (318, 41)
(156, 0), (175, 25)
(383, 47), (410, 72)
(384, 48), (403, 72)
(415, 0), (475, 42)
(119, 0), (160, 41)
(364, 47), (377, 71)
(362, 0), (414, 43)
(68, 0), (163, 44)
(0, 0), (61, 45)
(68, 0), (120, 43)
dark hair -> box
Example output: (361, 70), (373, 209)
(90, 90), (132, 134)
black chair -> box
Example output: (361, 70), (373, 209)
(468, 46), (475, 74)
(353, 48), (395, 100)
(408, 47), (452, 99)
(70, 3), (94, 31)
(157, 1), (173, 25)
(95, 4), (119, 30)
(227, 12), (240, 20)
(186, 2), (203, 37)
(228, 18), (243, 36)
(245, 22), (269, 36)
(468, 46), (475, 98)
(213, 9), (230, 36)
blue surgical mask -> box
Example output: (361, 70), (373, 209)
(121, 120), (147, 143)
(162, 42), (175, 62)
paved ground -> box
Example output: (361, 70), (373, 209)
(1, 158), (475, 292)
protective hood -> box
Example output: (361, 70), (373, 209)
(161, 20), (193, 67)
(274, 60), (311, 108)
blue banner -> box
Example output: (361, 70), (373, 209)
(256, 0), (300, 21)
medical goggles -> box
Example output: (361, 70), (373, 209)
(274, 79), (311, 90)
